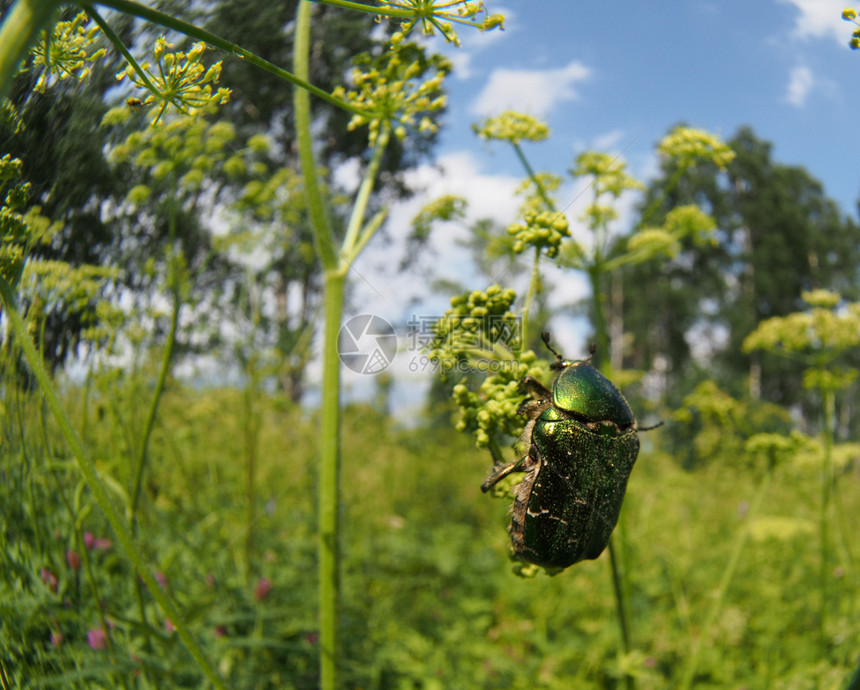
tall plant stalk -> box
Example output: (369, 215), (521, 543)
(293, 5), (341, 686)
(293, 3), (390, 685)
(819, 387), (834, 653)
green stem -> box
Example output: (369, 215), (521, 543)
(589, 267), (609, 368)
(311, 0), (420, 20)
(0, 276), (226, 690)
(318, 269), (345, 690)
(342, 124), (390, 261)
(820, 387), (834, 654)
(607, 537), (634, 690)
(244, 357), (259, 576)
(87, 6), (162, 98)
(520, 247), (541, 351)
(294, 3), (341, 687)
(636, 163), (687, 230)
(293, 0), (337, 272)
(0, 0), (60, 100)
(678, 461), (775, 690)
(129, 289), (180, 523)
(512, 141), (555, 211)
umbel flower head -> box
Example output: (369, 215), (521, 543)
(428, 286), (550, 448)
(507, 209), (570, 258)
(333, 42), (450, 146)
(380, 1), (504, 46)
(843, 8), (860, 48)
(473, 111), (550, 144)
(115, 39), (231, 125)
(743, 290), (860, 392)
(657, 126), (736, 170)
(28, 11), (106, 93)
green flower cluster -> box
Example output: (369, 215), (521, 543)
(0, 155), (57, 288)
(451, 349), (547, 447)
(473, 111), (550, 144)
(430, 285), (520, 362)
(428, 285), (551, 448)
(28, 11), (106, 93)
(114, 39), (231, 125)
(657, 126), (736, 170)
(743, 290), (860, 357)
(109, 117), (237, 200)
(743, 290), (860, 393)
(507, 209), (570, 258)
(381, 1), (504, 46)
(333, 43), (450, 146)
(625, 205), (717, 265)
(572, 151), (643, 198)
(843, 8), (860, 48)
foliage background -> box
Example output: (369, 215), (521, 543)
(1, 1), (859, 688)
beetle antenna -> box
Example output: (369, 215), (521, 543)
(638, 421), (664, 432)
(541, 331), (565, 368)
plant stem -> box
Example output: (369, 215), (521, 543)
(512, 141), (555, 211)
(0, 276), (226, 690)
(0, 0), (60, 100)
(318, 269), (345, 690)
(589, 267), (610, 365)
(820, 387), (834, 654)
(311, 0), (415, 20)
(244, 355), (260, 575)
(294, 3), (342, 687)
(342, 124), (390, 260)
(520, 247), (541, 350)
(293, 1), (336, 271)
(129, 290), (180, 524)
(607, 537), (634, 690)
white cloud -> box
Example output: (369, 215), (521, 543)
(591, 129), (628, 153)
(346, 150), (522, 321)
(786, 63), (815, 106)
(777, 0), (849, 44)
(470, 60), (591, 117)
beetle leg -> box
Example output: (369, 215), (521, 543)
(481, 455), (528, 493)
(520, 375), (552, 401)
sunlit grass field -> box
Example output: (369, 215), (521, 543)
(2, 379), (858, 688)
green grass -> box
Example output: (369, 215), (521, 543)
(1, 379), (858, 688)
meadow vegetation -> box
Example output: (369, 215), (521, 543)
(1, 1), (859, 688)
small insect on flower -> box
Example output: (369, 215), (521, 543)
(482, 332), (659, 570)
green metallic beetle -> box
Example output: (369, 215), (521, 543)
(482, 333), (653, 569)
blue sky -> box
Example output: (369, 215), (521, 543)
(332, 1), (860, 404)
(437, 0), (859, 211)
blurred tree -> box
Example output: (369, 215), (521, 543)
(620, 125), (860, 411)
(0, 4), (131, 368)
(1, 0), (443, 401)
